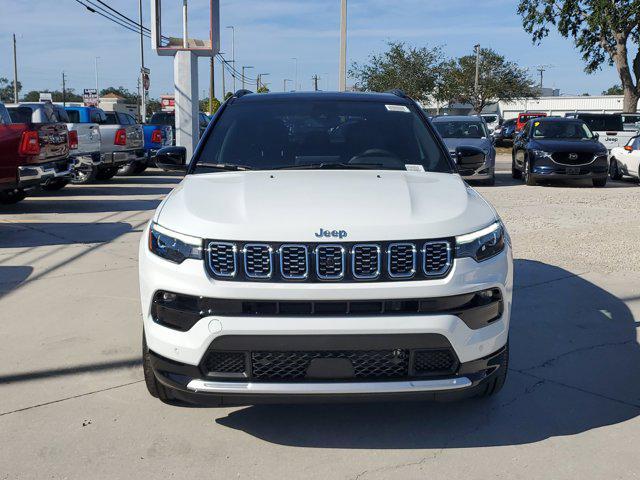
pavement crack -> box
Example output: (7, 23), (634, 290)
(0, 380), (143, 417)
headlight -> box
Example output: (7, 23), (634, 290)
(149, 223), (202, 264)
(456, 222), (506, 262)
(532, 150), (552, 158)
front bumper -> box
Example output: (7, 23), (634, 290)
(532, 155), (608, 180)
(139, 225), (513, 402)
(17, 158), (73, 189)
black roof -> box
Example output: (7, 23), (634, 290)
(431, 115), (484, 122)
(534, 116), (586, 123)
(232, 91), (413, 104)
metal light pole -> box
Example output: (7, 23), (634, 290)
(139, 0), (147, 121)
(209, 57), (215, 113)
(12, 33), (18, 103)
(95, 57), (100, 106)
(182, 0), (189, 48)
(226, 26), (236, 92)
(474, 44), (481, 103)
(242, 66), (253, 90)
(339, 0), (347, 92)
(284, 79), (292, 92)
(291, 57), (298, 91)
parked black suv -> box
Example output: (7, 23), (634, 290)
(512, 117), (608, 187)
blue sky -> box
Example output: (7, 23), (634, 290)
(0, 0), (621, 101)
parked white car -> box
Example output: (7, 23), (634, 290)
(138, 90), (513, 407)
(609, 136), (640, 181)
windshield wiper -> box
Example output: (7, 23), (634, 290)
(273, 162), (389, 171)
(197, 163), (253, 171)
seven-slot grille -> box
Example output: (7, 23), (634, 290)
(206, 239), (453, 282)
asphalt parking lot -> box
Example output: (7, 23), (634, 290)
(1, 153), (640, 479)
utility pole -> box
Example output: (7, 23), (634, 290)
(284, 79), (292, 92)
(12, 33), (18, 103)
(242, 66), (253, 90)
(537, 66), (546, 90)
(339, 0), (347, 92)
(474, 44), (481, 102)
(312, 74), (320, 91)
(221, 57), (226, 98)
(139, 0), (147, 121)
(62, 72), (66, 106)
(292, 57), (298, 91)
(137, 76), (141, 120)
(257, 73), (269, 91)
(226, 26), (235, 92)
(209, 57), (215, 113)
(95, 57), (100, 106)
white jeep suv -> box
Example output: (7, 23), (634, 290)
(139, 90), (513, 406)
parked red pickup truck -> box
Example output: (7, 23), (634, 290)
(0, 101), (71, 204)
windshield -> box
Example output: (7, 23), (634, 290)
(194, 99), (452, 173)
(482, 115), (498, 123)
(577, 115), (623, 132)
(532, 121), (594, 140)
(150, 113), (175, 126)
(433, 120), (488, 139)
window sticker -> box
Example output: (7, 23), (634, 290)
(405, 164), (425, 172)
(386, 104), (410, 113)
(534, 121), (540, 127)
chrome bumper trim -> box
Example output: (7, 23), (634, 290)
(186, 377), (472, 395)
(18, 162), (72, 184)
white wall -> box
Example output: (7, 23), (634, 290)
(499, 95), (625, 119)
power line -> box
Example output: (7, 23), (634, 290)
(73, 0), (151, 37)
(73, 0), (259, 87)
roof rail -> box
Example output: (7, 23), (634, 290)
(234, 89), (253, 98)
(384, 89), (408, 98)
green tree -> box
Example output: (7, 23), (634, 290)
(147, 98), (162, 115)
(440, 48), (537, 113)
(224, 91), (233, 101)
(349, 42), (445, 102)
(0, 77), (22, 102)
(518, 0), (640, 112)
(256, 85), (270, 94)
(21, 89), (82, 103)
(100, 86), (137, 104)
(602, 84), (624, 95)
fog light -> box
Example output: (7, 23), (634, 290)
(162, 292), (177, 302)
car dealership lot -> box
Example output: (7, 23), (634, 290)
(1, 156), (640, 479)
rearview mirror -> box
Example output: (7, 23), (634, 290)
(456, 146), (486, 174)
(155, 146), (187, 171)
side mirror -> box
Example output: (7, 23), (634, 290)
(593, 132), (600, 140)
(456, 145), (486, 174)
(155, 146), (187, 171)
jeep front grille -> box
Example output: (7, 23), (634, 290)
(206, 239), (453, 282)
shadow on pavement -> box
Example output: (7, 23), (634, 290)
(216, 260), (640, 448)
(0, 222), (134, 248)
(0, 266), (33, 294)
(0, 198), (162, 215)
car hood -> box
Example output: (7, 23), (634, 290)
(530, 139), (606, 154)
(442, 137), (491, 153)
(155, 170), (498, 242)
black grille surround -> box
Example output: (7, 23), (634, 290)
(205, 239), (454, 282)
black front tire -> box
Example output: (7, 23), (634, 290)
(511, 156), (522, 179)
(142, 332), (178, 404)
(523, 158), (536, 186)
(95, 166), (119, 181)
(0, 188), (27, 204)
(593, 177), (607, 188)
(609, 158), (622, 180)
(477, 342), (509, 398)
(41, 179), (69, 191)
